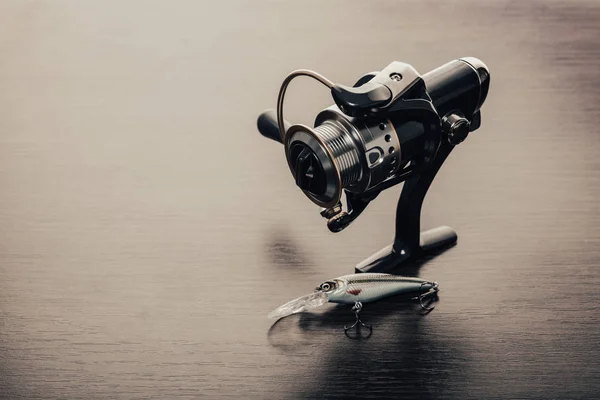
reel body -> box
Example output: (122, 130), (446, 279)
(257, 58), (490, 273)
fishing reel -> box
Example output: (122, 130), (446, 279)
(257, 58), (490, 273)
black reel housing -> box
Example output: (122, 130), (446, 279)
(257, 57), (490, 274)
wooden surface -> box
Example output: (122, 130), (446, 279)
(1, 1), (599, 399)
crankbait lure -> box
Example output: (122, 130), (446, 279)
(269, 273), (439, 335)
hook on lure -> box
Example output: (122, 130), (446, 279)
(344, 301), (372, 338)
(412, 281), (440, 314)
(344, 281), (439, 337)
(268, 273), (440, 336)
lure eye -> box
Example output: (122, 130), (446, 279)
(319, 281), (336, 292)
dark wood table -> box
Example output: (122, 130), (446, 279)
(1, 1), (599, 398)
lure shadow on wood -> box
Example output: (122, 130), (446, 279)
(268, 293), (469, 399)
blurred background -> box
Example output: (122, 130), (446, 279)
(1, 0), (599, 398)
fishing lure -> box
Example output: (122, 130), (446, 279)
(269, 273), (439, 335)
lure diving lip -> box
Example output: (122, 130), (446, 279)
(268, 291), (329, 320)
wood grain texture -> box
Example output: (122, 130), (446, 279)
(1, 1), (599, 399)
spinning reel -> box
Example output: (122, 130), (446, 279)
(257, 58), (490, 273)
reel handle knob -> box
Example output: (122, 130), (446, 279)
(257, 109), (290, 144)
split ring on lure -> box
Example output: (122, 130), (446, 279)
(268, 273), (439, 336)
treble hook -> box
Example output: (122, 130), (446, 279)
(344, 301), (372, 338)
(412, 281), (439, 313)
